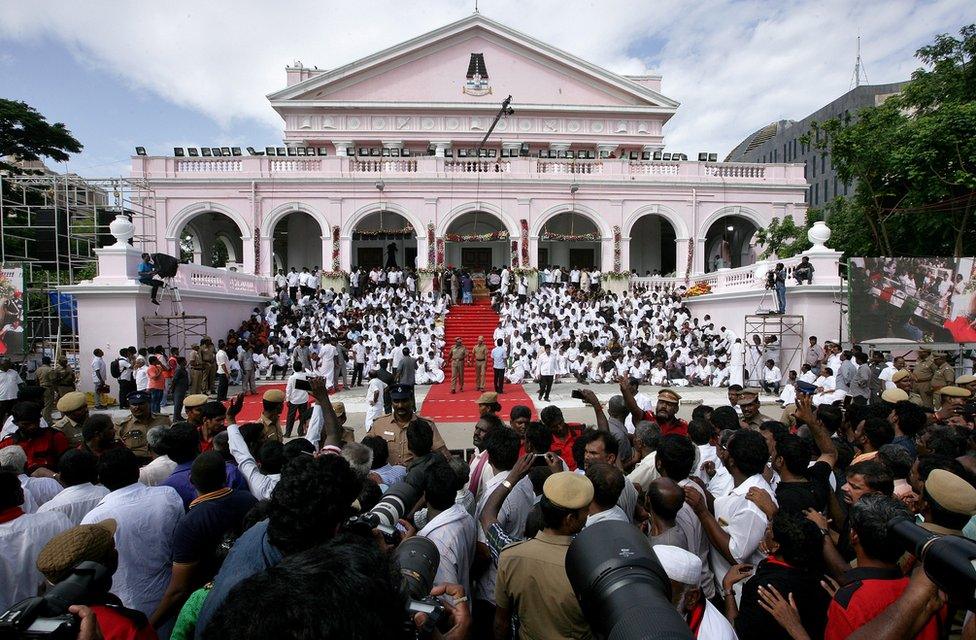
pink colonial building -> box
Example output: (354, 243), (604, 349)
(132, 13), (808, 280)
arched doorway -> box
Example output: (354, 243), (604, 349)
(273, 211), (324, 271)
(177, 211), (244, 269)
(704, 215), (759, 272)
(629, 214), (677, 276)
(352, 211), (417, 269)
(444, 211), (510, 273)
(538, 212), (601, 270)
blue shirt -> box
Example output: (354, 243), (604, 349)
(162, 461), (249, 510)
(194, 520), (283, 639)
(491, 345), (507, 369)
(138, 262), (154, 278)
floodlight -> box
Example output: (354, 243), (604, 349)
(305, 147), (314, 155)
(400, 148), (410, 157)
(231, 147), (242, 156)
(188, 148), (199, 157)
(708, 153), (718, 162)
(698, 153), (708, 161)
(653, 151), (662, 160)
(174, 147), (185, 157)
(276, 147), (286, 156)
(135, 147), (147, 156)
(317, 148), (328, 156)
(220, 147), (231, 156)
(662, 153), (671, 161)
(297, 147), (307, 156)
(286, 147), (297, 156)
(265, 147), (275, 156)
(201, 148), (212, 156)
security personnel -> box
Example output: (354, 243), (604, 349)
(53, 391), (89, 447)
(53, 356), (77, 399)
(913, 347), (936, 408)
(930, 351), (956, 409)
(365, 384), (449, 466)
(37, 358), (57, 423)
(199, 338), (217, 394)
(931, 385), (972, 425)
(738, 388), (774, 430)
(472, 336), (489, 392)
(957, 374), (976, 396)
(450, 338), (468, 394)
(495, 472), (594, 640)
(259, 388), (285, 442)
(891, 369), (923, 406)
(187, 344), (206, 394)
(117, 390), (171, 462)
(182, 393), (210, 427)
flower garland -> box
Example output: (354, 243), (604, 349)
(436, 238), (445, 266)
(444, 231), (509, 242)
(540, 231), (600, 241)
(322, 270), (348, 278)
(684, 282), (712, 298)
(684, 236), (695, 284)
(511, 241), (519, 267)
(520, 219), (529, 266)
(352, 225), (414, 239)
(427, 224), (436, 266)
(612, 225), (622, 272)
(331, 226), (340, 271)
(254, 227), (261, 274)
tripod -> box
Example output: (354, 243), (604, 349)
(154, 278), (184, 316)
(756, 286), (776, 314)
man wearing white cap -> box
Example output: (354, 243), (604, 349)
(653, 544), (737, 639)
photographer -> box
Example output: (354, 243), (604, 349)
(138, 253), (167, 306)
(418, 460), (477, 595)
(770, 262), (787, 314)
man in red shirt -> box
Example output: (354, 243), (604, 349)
(619, 376), (688, 437)
(825, 494), (942, 640)
(0, 401), (68, 473)
(539, 405), (584, 471)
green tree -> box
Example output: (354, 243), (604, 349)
(754, 211), (815, 258)
(807, 24), (976, 258)
(0, 99), (83, 174)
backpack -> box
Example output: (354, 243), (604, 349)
(110, 359), (121, 379)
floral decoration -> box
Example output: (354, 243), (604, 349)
(254, 227), (261, 274)
(436, 238), (445, 266)
(612, 225), (622, 272)
(427, 223), (436, 265)
(352, 225), (414, 239)
(444, 231), (509, 242)
(520, 218), (529, 266)
(540, 231), (600, 241)
(511, 241), (519, 267)
(331, 226), (340, 271)
(684, 282), (712, 297)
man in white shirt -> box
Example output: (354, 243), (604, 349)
(351, 337), (367, 387)
(81, 448), (183, 617)
(215, 343), (230, 401)
(0, 358), (23, 424)
(139, 426), (178, 486)
(419, 461), (477, 595)
(133, 357), (149, 392)
(37, 449), (108, 525)
(684, 429), (774, 594)
(761, 359), (782, 395)
(284, 362), (310, 437)
(490, 339), (507, 394)
(654, 545), (737, 640)
(584, 462), (629, 527)
(286, 267), (301, 301)
(90, 349), (108, 409)
(0, 470), (73, 613)
(535, 344), (556, 401)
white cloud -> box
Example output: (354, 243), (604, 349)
(1, 0), (973, 155)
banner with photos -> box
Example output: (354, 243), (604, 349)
(849, 257), (976, 343)
(0, 264), (25, 357)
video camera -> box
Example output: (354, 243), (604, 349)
(344, 481), (421, 545)
(566, 521), (693, 640)
(888, 516), (976, 610)
(765, 270), (776, 289)
(0, 562), (111, 640)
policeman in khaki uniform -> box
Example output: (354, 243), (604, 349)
(891, 369), (923, 406)
(365, 384), (448, 466)
(472, 336), (489, 392)
(931, 385), (972, 425)
(259, 388), (285, 443)
(117, 390), (171, 462)
(187, 345), (206, 395)
(199, 338), (217, 394)
(913, 347), (936, 408)
(737, 388), (774, 430)
(930, 351), (956, 410)
(957, 374), (976, 396)
(495, 472), (595, 640)
(53, 391), (89, 448)
(182, 393), (210, 427)
(450, 338), (469, 394)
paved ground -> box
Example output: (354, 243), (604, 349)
(94, 380), (782, 453)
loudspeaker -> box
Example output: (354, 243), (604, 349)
(152, 253), (180, 278)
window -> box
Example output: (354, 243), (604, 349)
(833, 177), (838, 198)
(804, 162), (808, 178)
(812, 158), (817, 178)
(821, 154), (826, 173)
(762, 154), (767, 163)
(824, 179), (829, 201)
(814, 183), (819, 204)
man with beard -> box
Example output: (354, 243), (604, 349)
(737, 388), (774, 430)
(620, 377), (688, 437)
(365, 384), (449, 466)
(52, 391), (89, 448)
(117, 391), (171, 464)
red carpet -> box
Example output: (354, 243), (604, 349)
(421, 300), (536, 422)
(233, 383), (286, 422)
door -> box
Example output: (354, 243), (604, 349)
(569, 248), (595, 269)
(537, 248), (549, 267)
(356, 247), (384, 268)
(461, 248), (493, 273)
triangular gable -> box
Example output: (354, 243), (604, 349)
(268, 14), (678, 111)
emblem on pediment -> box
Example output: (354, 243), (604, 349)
(543, 119), (558, 132)
(396, 116), (411, 130)
(614, 120), (628, 133)
(322, 116), (336, 130)
(421, 117), (436, 130)
(463, 53), (492, 96)
(591, 121), (605, 133)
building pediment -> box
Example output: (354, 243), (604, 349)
(268, 14), (678, 116)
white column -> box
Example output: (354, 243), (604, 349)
(339, 235), (352, 272)
(674, 239), (691, 278)
(259, 236), (273, 276)
(528, 236), (539, 268)
(332, 140), (352, 156)
(242, 235), (255, 274)
(432, 140), (450, 158)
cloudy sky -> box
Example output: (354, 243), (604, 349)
(1, 0), (972, 177)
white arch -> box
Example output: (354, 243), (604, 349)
(214, 233), (239, 264)
(343, 202), (423, 238)
(531, 203), (612, 239)
(623, 204), (689, 240)
(697, 205), (764, 238)
(438, 201), (519, 238)
(165, 201), (252, 242)
(261, 201), (329, 239)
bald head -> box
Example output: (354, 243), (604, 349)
(649, 477), (685, 522)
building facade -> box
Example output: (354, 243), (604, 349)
(132, 13), (808, 277)
(726, 81), (905, 209)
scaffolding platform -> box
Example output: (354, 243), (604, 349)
(745, 314), (805, 381)
(143, 315), (207, 351)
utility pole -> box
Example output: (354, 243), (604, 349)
(850, 35), (869, 89)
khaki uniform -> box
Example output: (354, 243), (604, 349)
(36, 365), (56, 423)
(259, 413), (283, 443)
(473, 343), (488, 390)
(52, 415), (84, 448)
(188, 349), (206, 394)
(908, 392), (924, 406)
(199, 344), (216, 393)
(117, 413), (171, 458)
(742, 412), (774, 431)
(914, 356), (936, 408)
(450, 344), (468, 392)
(931, 363), (956, 410)
(364, 413), (446, 466)
(495, 531), (593, 640)
(53, 364), (76, 399)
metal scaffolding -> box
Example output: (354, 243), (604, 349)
(745, 314), (805, 380)
(0, 172), (156, 361)
(143, 315), (207, 353)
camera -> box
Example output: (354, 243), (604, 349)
(345, 481), (421, 544)
(0, 561), (111, 640)
(571, 389), (585, 400)
(566, 521), (692, 640)
(765, 270), (776, 289)
(395, 537), (448, 635)
(888, 516), (976, 609)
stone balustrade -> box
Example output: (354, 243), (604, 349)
(170, 262), (273, 296)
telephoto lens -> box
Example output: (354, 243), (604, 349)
(888, 515), (976, 610)
(395, 536), (441, 600)
(369, 482), (422, 532)
(566, 521), (693, 640)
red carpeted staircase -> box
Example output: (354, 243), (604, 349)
(420, 299), (536, 422)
